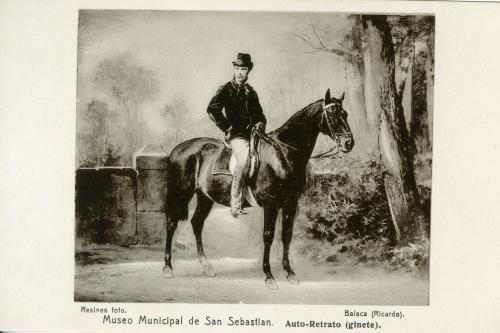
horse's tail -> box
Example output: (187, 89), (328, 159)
(165, 157), (190, 222)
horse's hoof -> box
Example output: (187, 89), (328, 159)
(163, 266), (174, 279)
(204, 266), (216, 277)
(287, 274), (300, 285)
(265, 278), (279, 290)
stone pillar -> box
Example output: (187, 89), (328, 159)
(135, 144), (169, 245)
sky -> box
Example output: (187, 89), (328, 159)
(77, 10), (350, 146)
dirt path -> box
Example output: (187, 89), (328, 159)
(75, 207), (428, 305)
(75, 256), (428, 304)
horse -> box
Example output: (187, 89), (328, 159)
(162, 89), (354, 289)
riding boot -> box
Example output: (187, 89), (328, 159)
(230, 169), (247, 218)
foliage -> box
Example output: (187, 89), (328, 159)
(160, 98), (190, 151)
(94, 53), (159, 106)
(79, 144), (122, 168)
(388, 15), (435, 68)
(302, 154), (392, 243)
(77, 99), (123, 167)
(388, 239), (430, 276)
(103, 146), (121, 166)
(296, 154), (431, 275)
(93, 53), (160, 163)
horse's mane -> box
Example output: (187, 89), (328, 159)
(273, 99), (323, 134)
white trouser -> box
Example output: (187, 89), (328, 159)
(229, 137), (250, 209)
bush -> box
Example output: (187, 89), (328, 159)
(302, 155), (392, 244)
(388, 239), (430, 276)
(78, 143), (122, 168)
(296, 154), (431, 275)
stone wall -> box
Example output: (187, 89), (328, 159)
(75, 167), (137, 245)
(75, 144), (169, 246)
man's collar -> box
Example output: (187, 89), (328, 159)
(231, 79), (248, 91)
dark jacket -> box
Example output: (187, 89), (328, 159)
(207, 80), (266, 139)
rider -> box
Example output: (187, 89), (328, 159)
(207, 53), (266, 217)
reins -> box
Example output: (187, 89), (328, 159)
(252, 130), (295, 172)
(254, 108), (352, 161)
(310, 147), (341, 159)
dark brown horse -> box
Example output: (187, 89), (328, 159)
(163, 89), (354, 289)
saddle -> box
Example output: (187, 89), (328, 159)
(212, 146), (233, 175)
(211, 132), (260, 178)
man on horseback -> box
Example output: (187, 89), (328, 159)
(207, 53), (266, 217)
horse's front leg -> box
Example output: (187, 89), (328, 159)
(282, 198), (299, 284)
(263, 202), (279, 290)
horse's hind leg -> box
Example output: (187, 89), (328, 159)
(163, 192), (194, 278)
(191, 192), (215, 277)
(263, 202), (279, 290)
(163, 216), (179, 278)
(282, 199), (299, 285)
(163, 150), (201, 278)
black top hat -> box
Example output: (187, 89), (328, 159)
(232, 53), (253, 69)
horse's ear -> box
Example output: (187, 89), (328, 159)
(339, 92), (345, 103)
(324, 89), (331, 105)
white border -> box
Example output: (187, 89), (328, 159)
(1, 0), (500, 332)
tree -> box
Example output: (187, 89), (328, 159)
(390, 16), (435, 153)
(77, 99), (122, 167)
(160, 98), (190, 151)
(410, 41), (431, 153)
(103, 145), (121, 166)
(362, 15), (425, 244)
(344, 15), (369, 133)
(294, 15), (432, 243)
(295, 21), (376, 150)
(426, 27), (435, 148)
(94, 53), (159, 164)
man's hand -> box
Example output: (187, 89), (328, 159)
(223, 126), (233, 147)
(254, 122), (265, 133)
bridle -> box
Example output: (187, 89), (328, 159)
(253, 104), (352, 161)
(311, 104), (353, 159)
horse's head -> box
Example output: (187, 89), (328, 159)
(320, 89), (355, 153)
